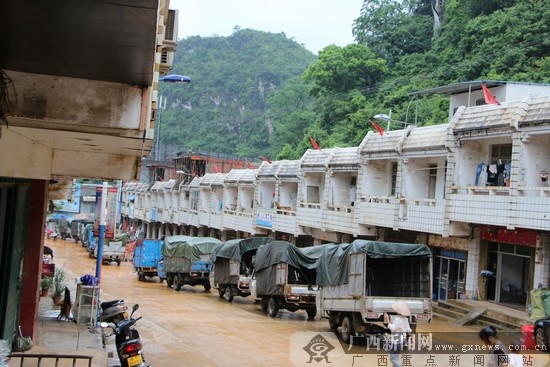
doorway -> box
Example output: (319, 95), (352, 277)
(434, 249), (466, 301)
(486, 243), (531, 306)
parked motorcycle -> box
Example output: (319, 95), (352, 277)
(99, 299), (128, 349)
(100, 299), (128, 323)
(101, 304), (150, 367)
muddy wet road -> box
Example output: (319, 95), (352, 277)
(49, 238), (549, 367)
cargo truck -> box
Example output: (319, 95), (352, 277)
(250, 240), (324, 319)
(162, 236), (221, 291)
(133, 238), (164, 281)
(211, 237), (272, 302)
(317, 240), (433, 343)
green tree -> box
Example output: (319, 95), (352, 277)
(353, 0), (433, 65)
(302, 44), (387, 135)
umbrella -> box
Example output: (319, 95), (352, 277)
(391, 301), (411, 316)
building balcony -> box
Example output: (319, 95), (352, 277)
(449, 185), (550, 230)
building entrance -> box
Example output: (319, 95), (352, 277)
(433, 249), (466, 301)
(486, 243), (531, 306)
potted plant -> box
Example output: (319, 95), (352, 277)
(51, 268), (67, 305)
(40, 276), (53, 297)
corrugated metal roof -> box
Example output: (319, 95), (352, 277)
(300, 148), (333, 167)
(189, 176), (201, 188)
(410, 80), (507, 96)
(277, 160), (300, 178)
(137, 183), (149, 192)
(360, 129), (407, 156)
(402, 124), (448, 152)
(256, 161), (280, 177)
(453, 102), (520, 133)
(239, 169), (257, 183)
(163, 179), (177, 190)
(211, 173), (225, 186)
(520, 95), (550, 125)
(224, 169), (245, 183)
(199, 173), (216, 186)
(150, 181), (163, 191)
(327, 147), (359, 167)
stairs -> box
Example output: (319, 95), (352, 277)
(433, 300), (531, 331)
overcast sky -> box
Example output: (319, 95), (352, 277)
(170, 0), (364, 54)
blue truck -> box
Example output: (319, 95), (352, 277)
(133, 238), (165, 281)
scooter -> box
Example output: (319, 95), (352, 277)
(101, 304), (150, 367)
(100, 299), (128, 324)
(99, 299), (128, 349)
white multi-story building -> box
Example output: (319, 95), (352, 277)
(121, 81), (550, 309)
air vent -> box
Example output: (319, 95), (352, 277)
(165, 10), (178, 42)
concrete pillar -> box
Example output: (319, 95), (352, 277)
(533, 233), (550, 289)
(20, 180), (47, 339)
(466, 230), (481, 299)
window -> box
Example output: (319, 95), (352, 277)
(390, 162), (398, 196)
(428, 164), (437, 199)
(491, 144), (512, 163)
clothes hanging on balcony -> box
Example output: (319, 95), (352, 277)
(475, 162), (487, 186)
(486, 162), (506, 186)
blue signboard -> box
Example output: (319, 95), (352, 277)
(256, 209), (273, 228)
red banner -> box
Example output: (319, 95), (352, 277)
(480, 225), (537, 247)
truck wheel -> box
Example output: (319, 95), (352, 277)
(218, 288), (225, 298)
(260, 297), (268, 313)
(116, 260), (121, 266)
(328, 314), (339, 331)
(166, 275), (173, 288)
(173, 275), (182, 291)
(341, 316), (355, 344)
(203, 281), (211, 291)
(223, 287), (234, 302)
(137, 271), (145, 281)
(267, 297), (279, 317)
(306, 307), (317, 320)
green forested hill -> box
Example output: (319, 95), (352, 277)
(162, 1), (550, 161)
(160, 28), (316, 159)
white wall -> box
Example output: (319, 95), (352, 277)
(521, 135), (550, 188)
(363, 161), (391, 196)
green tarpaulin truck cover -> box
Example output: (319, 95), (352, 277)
(162, 235), (221, 260)
(315, 239), (432, 286)
(211, 237), (273, 262)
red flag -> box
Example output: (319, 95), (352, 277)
(309, 136), (321, 150)
(481, 83), (500, 105)
(260, 156), (272, 164)
(370, 120), (385, 136)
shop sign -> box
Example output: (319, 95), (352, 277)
(480, 225), (537, 247)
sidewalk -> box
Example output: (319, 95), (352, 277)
(8, 291), (109, 367)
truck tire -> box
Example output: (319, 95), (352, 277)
(223, 286), (234, 302)
(137, 271), (145, 281)
(260, 297), (268, 312)
(328, 314), (339, 331)
(306, 307), (317, 320)
(341, 316), (354, 344)
(116, 260), (121, 266)
(166, 275), (173, 288)
(218, 287), (225, 298)
(267, 297), (279, 317)
(203, 280), (211, 291)
(173, 275), (182, 291)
